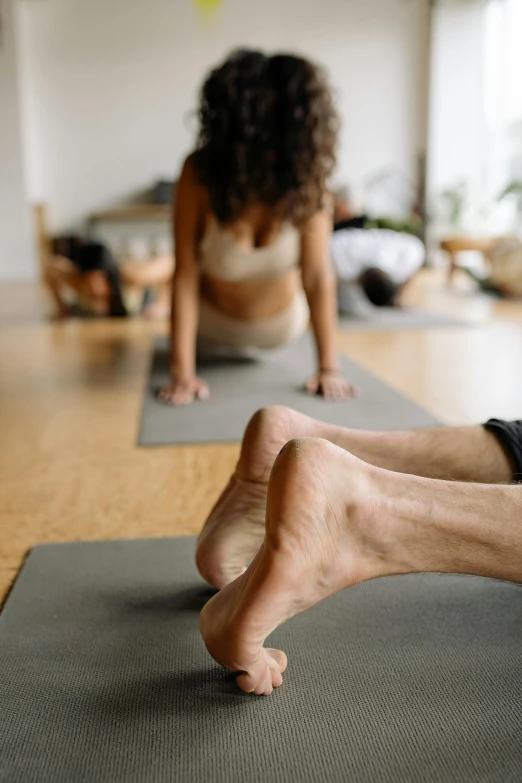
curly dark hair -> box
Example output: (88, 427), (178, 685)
(193, 49), (338, 225)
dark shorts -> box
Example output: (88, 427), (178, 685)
(484, 419), (522, 481)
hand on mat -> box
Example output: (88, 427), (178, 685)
(306, 370), (358, 401)
(158, 376), (209, 406)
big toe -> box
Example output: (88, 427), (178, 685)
(235, 648), (287, 696)
(266, 648), (288, 673)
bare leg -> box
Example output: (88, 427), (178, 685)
(336, 421), (512, 481)
(120, 255), (174, 319)
(196, 406), (512, 588)
(119, 254), (174, 288)
(200, 437), (522, 695)
(120, 255), (174, 320)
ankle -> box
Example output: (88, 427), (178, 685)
(358, 468), (494, 580)
(331, 427), (396, 471)
(379, 477), (522, 582)
(350, 465), (429, 580)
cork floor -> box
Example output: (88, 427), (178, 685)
(2, 269), (522, 601)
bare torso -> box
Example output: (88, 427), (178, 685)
(161, 154), (354, 404)
(199, 203), (302, 321)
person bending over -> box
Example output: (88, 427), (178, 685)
(46, 236), (174, 319)
(329, 188), (425, 312)
(158, 50), (354, 406)
(331, 227), (425, 313)
(196, 406), (522, 695)
(45, 238), (128, 317)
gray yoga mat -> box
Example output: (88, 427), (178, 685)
(339, 307), (466, 331)
(1, 537), (522, 783)
(337, 286), (467, 331)
(139, 333), (438, 445)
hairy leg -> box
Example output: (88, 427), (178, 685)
(196, 406), (512, 588)
(200, 437), (522, 694)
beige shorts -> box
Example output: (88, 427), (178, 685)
(197, 291), (310, 357)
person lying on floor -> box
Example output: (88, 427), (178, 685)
(45, 236), (174, 319)
(196, 406), (522, 695)
(158, 49), (354, 406)
(330, 191), (426, 313)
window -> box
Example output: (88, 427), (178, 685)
(485, 0), (522, 129)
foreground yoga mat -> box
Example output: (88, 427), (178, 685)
(139, 334), (438, 445)
(1, 537), (521, 783)
(340, 307), (467, 331)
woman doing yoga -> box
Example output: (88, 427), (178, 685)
(159, 50), (355, 405)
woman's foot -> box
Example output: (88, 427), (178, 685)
(196, 407), (336, 589)
(199, 437), (401, 695)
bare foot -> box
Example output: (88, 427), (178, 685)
(196, 407), (336, 589)
(200, 437), (401, 695)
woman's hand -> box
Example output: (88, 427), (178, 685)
(306, 369), (358, 401)
(158, 376), (209, 406)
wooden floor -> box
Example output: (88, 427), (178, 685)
(1, 270), (522, 601)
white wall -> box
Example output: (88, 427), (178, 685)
(0, 0), (35, 281)
(427, 0), (487, 224)
(17, 0), (430, 233)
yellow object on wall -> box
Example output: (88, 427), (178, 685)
(194, 0), (222, 13)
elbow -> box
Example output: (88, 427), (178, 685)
(174, 265), (200, 290)
(303, 269), (336, 298)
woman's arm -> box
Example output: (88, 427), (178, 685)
(158, 156), (209, 405)
(300, 208), (357, 399)
(44, 256), (83, 318)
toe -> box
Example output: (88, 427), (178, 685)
(266, 648), (286, 688)
(235, 672), (253, 693)
(266, 648), (288, 673)
(253, 669), (273, 696)
(236, 652), (277, 696)
(236, 670), (263, 694)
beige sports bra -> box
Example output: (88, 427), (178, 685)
(199, 215), (300, 282)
